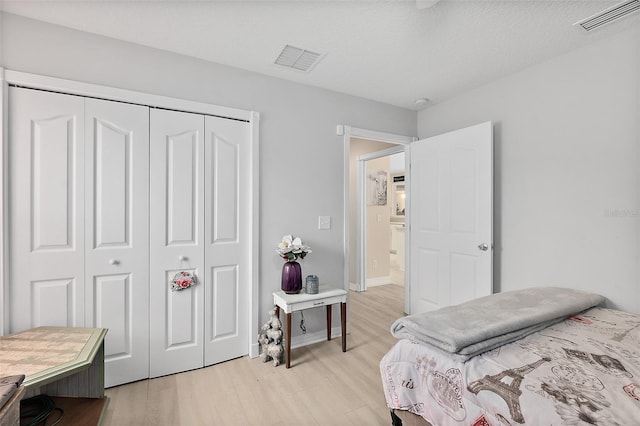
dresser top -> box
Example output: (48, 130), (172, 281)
(0, 327), (107, 388)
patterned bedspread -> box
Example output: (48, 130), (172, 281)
(380, 307), (640, 425)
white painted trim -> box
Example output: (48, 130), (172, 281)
(342, 125), (413, 297)
(358, 145), (405, 161)
(348, 126), (415, 145)
(248, 111), (261, 358)
(356, 158), (366, 292)
(4, 70), (252, 121)
(0, 68), (6, 336)
(404, 144), (412, 315)
(366, 276), (392, 287)
(342, 129), (352, 295)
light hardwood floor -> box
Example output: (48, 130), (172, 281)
(102, 284), (405, 426)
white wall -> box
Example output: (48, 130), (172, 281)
(0, 12), (416, 338)
(418, 26), (640, 313)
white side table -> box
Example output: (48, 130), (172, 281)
(273, 288), (348, 368)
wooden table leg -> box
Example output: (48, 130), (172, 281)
(341, 302), (347, 352)
(326, 305), (332, 341)
(285, 312), (292, 368)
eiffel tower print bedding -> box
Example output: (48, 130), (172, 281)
(380, 306), (640, 425)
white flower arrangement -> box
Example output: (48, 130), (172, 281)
(276, 234), (311, 262)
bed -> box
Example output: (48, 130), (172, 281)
(380, 287), (640, 425)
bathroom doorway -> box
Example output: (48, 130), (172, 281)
(356, 147), (405, 292)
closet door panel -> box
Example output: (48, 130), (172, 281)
(209, 265), (239, 339)
(32, 117), (76, 250)
(166, 135), (199, 245)
(85, 98), (149, 388)
(31, 279), (75, 327)
(8, 87), (85, 332)
(211, 137), (238, 243)
(93, 273), (131, 356)
(204, 116), (250, 366)
(93, 120), (130, 247)
(149, 109), (205, 378)
(166, 281), (198, 346)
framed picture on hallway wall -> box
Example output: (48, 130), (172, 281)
(367, 170), (387, 206)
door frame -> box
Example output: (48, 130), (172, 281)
(0, 69), (261, 360)
(340, 126), (414, 305)
(0, 68), (7, 335)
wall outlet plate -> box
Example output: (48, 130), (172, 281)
(318, 216), (331, 230)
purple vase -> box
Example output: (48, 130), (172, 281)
(281, 261), (302, 294)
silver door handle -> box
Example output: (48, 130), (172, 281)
(478, 244), (489, 251)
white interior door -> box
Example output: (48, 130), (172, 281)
(204, 115), (249, 365)
(84, 98), (150, 387)
(409, 122), (493, 314)
(149, 109), (205, 378)
(8, 87), (86, 332)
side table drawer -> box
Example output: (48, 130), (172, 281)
(286, 295), (346, 312)
(273, 289), (348, 314)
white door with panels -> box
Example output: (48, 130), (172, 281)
(204, 115), (249, 366)
(409, 122), (493, 314)
(8, 88), (86, 332)
(84, 98), (150, 387)
(149, 111), (250, 376)
(8, 84), (252, 387)
(9, 88), (150, 388)
(149, 108), (205, 378)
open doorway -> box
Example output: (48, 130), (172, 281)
(341, 126), (414, 312)
(388, 152), (406, 288)
(356, 148), (405, 291)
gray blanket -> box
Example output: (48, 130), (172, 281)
(390, 287), (604, 360)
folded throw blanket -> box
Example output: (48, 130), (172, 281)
(390, 287), (604, 360)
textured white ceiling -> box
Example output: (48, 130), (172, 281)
(1, 0), (638, 110)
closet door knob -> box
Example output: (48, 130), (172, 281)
(178, 255), (188, 261)
(109, 259), (120, 265)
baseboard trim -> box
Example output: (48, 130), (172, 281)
(366, 276), (391, 287)
(249, 342), (260, 358)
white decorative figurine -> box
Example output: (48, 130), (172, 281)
(258, 307), (284, 366)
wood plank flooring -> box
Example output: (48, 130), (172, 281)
(102, 284), (405, 426)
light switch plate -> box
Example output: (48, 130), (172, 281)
(318, 216), (331, 230)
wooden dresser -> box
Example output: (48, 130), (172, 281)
(0, 327), (107, 425)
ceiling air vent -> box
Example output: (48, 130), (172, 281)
(574, 0), (640, 31)
(274, 45), (324, 72)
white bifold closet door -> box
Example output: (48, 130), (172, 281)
(9, 86), (250, 386)
(149, 110), (249, 377)
(84, 98), (150, 387)
(149, 109), (206, 377)
(9, 88), (86, 331)
(8, 88), (150, 388)
(203, 115), (250, 366)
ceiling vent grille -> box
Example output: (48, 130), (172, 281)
(274, 45), (324, 72)
(574, 0), (640, 31)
